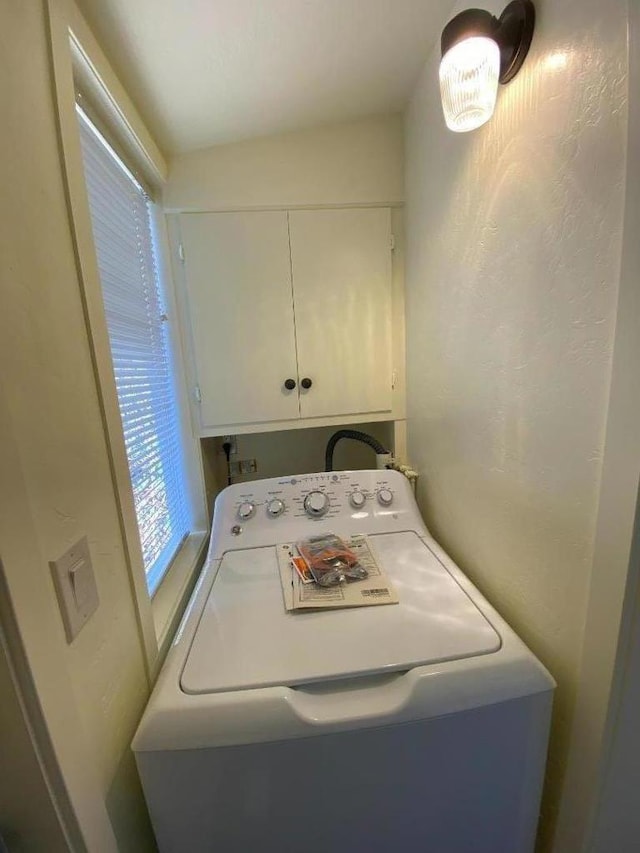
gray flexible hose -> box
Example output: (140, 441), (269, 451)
(324, 429), (389, 472)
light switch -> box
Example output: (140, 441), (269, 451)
(50, 536), (99, 643)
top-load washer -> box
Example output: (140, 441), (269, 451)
(133, 469), (554, 853)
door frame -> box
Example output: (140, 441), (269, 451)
(553, 6), (640, 849)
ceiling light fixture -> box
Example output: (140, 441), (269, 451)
(439, 0), (535, 133)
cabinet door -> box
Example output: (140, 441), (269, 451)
(180, 212), (299, 428)
(289, 208), (393, 419)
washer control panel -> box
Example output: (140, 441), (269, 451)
(211, 469), (423, 554)
(222, 471), (407, 529)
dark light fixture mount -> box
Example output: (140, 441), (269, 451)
(439, 0), (535, 132)
(441, 1), (535, 83)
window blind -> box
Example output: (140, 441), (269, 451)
(77, 105), (190, 594)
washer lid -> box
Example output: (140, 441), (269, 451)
(180, 531), (501, 695)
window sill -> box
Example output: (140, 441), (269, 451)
(151, 530), (208, 668)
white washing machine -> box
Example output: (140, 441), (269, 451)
(133, 470), (554, 853)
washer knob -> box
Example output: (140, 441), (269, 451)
(267, 498), (285, 518)
(349, 491), (366, 509)
(304, 490), (329, 517)
(237, 501), (256, 520)
(377, 488), (393, 507)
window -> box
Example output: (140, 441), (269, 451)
(77, 105), (191, 594)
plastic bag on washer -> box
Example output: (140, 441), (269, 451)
(296, 533), (369, 587)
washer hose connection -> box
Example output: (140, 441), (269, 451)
(325, 429), (390, 472)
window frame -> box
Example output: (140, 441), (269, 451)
(48, 0), (208, 673)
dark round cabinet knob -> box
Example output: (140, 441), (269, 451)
(301, 377), (313, 390)
(284, 378), (296, 390)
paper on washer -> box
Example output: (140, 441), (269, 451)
(277, 534), (399, 611)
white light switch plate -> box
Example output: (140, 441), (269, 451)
(50, 536), (99, 643)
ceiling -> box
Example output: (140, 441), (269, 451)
(76, 0), (454, 155)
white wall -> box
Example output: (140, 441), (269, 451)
(0, 2), (154, 850)
(164, 113), (404, 210)
(404, 0), (627, 848)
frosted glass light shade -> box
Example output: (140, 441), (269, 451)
(439, 36), (500, 132)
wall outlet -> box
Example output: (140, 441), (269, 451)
(240, 458), (258, 475)
(221, 435), (237, 455)
(230, 458), (258, 476)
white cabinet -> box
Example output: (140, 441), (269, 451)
(289, 209), (392, 420)
(176, 207), (397, 435)
(179, 211), (299, 427)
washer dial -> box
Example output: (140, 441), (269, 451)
(304, 490), (330, 517)
(377, 488), (394, 507)
(237, 501), (256, 520)
(349, 491), (366, 509)
(267, 498), (285, 518)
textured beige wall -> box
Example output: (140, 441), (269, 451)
(0, 2), (154, 850)
(164, 113), (404, 210)
(404, 0), (627, 848)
